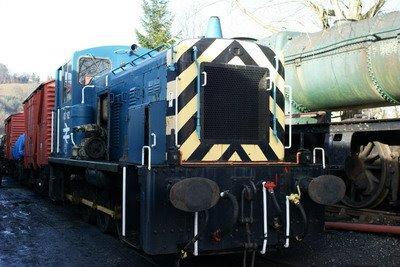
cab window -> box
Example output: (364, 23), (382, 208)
(62, 61), (72, 103)
(78, 56), (111, 85)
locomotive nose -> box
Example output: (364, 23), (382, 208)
(302, 175), (346, 205)
(169, 178), (220, 212)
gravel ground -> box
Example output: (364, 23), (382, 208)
(1, 177), (399, 266)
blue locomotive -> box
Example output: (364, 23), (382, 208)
(48, 18), (345, 260)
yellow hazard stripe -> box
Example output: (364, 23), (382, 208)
(180, 131), (201, 161)
(174, 39), (199, 62)
(202, 144), (230, 161)
(228, 152), (242, 162)
(269, 128), (284, 160)
(176, 95), (196, 131)
(237, 41), (285, 92)
(178, 39), (234, 96)
(269, 96), (285, 129)
(241, 145), (268, 161)
(228, 56), (245, 65)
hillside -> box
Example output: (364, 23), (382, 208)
(0, 83), (37, 134)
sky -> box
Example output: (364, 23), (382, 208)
(0, 0), (399, 80)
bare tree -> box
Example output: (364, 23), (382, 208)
(307, 0), (387, 29)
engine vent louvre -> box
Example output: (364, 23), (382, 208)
(110, 99), (121, 149)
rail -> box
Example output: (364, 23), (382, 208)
(111, 44), (169, 75)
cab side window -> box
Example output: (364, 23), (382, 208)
(62, 62), (72, 103)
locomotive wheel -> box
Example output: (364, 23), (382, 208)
(96, 190), (115, 233)
(342, 141), (391, 208)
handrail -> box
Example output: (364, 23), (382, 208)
(151, 133), (157, 148)
(111, 44), (169, 75)
(193, 46), (201, 137)
(272, 55), (279, 137)
(51, 111), (55, 153)
(174, 77), (180, 147)
(81, 85), (95, 104)
(313, 147), (326, 169)
(141, 146), (151, 170)
(285, 85), (293, 149)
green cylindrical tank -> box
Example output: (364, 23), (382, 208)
(262, 12), (400, 113)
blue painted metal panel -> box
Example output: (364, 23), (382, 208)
(149, 101), (166, 165)
(128, 106), (145, 164)
(53, 45), (153, 160)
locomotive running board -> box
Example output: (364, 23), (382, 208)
(49, 157), (119, 172)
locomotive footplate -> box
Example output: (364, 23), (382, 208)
(137, 164), (343, 256)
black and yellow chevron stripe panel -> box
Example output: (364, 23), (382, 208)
(166, 38), (285, 163)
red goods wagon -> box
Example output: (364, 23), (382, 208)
(23, 80), (55, 169)
(4, 113), (25, 160)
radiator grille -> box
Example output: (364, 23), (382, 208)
(202, 63), (269, 143)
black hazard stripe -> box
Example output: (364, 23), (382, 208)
(187, 143), (213, 161)
(259, 143), (279, 161)
(176, 38), (216, 73)
(258, 45), (285, 78)
(212, 40), (257, 66)
(218, 144), (251, 162)
(171, 40), (264, 117)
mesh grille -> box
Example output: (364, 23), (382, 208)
(202, 63), (269, 142)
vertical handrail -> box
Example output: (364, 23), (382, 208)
(285, 196), (290, 248)
(141, 146), (151, 170)
(272, 55), (279, 137)
(193, 46), (201, 137)
(174, 77), (180, 147)
(260, 182), (268, 254)
(285, 85), (293, 149)
(122, 166), (127, 237)
(56, 109), (60, 154)
(194, 212), (199, 256)
(51, 111), (54, 153)
(81, 85), (95, 104)
(313, 147), (326, 169)
(151, 133), (157, 148)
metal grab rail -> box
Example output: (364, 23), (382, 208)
(193, 46), (202, 137)
(51, 111), (55, 153)
(174, 77), (180, 147)
(111, 44), (169, 75)
(272, 55), (279, 137)
(285, 85), (293, 149)
(81, 85), (95, 104)
(285, 196), (290, 248)
(141, 146), (151, 170)
(313, 147), (326, 169)
(260, 182), (268, 254)
(122, 166), (127, 237)
(151, 133), (157, 148)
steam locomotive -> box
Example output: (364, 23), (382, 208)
(1, 17), (345, 261)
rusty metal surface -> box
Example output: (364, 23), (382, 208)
(4, 113), (25, 160)
(325, 221), (400, 235)
(261, 12), (400, 112)
(326, 205), (400, 225)
(23, 80), (55, 169)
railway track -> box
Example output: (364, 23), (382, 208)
(325, 205), (400, 235)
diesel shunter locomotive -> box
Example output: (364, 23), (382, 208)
(4, 18), (346, 261)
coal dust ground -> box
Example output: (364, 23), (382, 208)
(1, 176), (399, 266)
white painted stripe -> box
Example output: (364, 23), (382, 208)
(237, 41), (285, 92)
